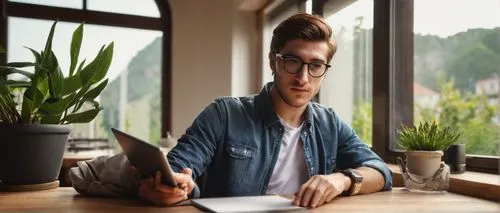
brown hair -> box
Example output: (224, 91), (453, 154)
(270, 13), (337, 62)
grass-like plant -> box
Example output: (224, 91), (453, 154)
(397, 121), (461, 151)
(0, 20), (113, 124)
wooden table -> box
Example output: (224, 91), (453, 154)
(0, 187), (498, 212)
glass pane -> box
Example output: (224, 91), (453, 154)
(262, 5), (299, 86)
(321, 0), (373, 145)
(413, 0), (500, 156)
(8, 17), (163, 154)
(87, 0), (160, 18)
(9, 0), (82, 9)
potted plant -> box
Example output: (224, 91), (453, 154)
(397, 121), (461, 178)
(0, 20), (113, 191)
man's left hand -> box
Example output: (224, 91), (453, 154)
(293, 173), (351, 208)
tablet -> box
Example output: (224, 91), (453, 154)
(111, 128), (177, 187)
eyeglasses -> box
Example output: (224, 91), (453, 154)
(275, 53), (330, 78)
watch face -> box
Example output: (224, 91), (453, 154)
(341, 169), (363, 196)
(348, 169), (363, 183)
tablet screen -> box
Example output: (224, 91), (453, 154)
(111, 128), (177, 187)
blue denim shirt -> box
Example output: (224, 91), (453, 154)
(168, 82), (392, 198)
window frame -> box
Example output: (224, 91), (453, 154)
(315, 0), (499, 174)
(0, 0), (173, 138)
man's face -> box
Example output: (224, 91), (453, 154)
(270, 39), (329, 108)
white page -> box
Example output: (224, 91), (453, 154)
(191, 195), (305, 212)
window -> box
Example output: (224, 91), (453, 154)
(320, 0), (373, 146)
(87, 0), (160, 17)
(413, 0), (500, 170)
(2, 1), (171, 151)
(8, 0), (82, 9)
(308, 0), (498, 173)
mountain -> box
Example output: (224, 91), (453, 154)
(351, 27), (500, 104)
(414, 28), (500, 92)
(99, 37), (162, 142)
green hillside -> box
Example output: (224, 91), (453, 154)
(100, 37), (162, 143)
(414, 28), (500, 92)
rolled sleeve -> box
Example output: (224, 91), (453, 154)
(360, 159), (393, 191)
(335, 112), (392, 191)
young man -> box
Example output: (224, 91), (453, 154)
(139, 13), (392, 208)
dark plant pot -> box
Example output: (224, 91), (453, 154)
(444, 144), (466, 174)
(0, 124), (70, 187)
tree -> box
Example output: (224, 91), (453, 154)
(415, 77), (500, 156)
(445, 43), (500, 93)
(352, 101), (372, 146)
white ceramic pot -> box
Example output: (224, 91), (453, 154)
(406, 150), (443, 178)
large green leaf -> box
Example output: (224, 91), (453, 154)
(62, 59), (85, 96)
(3, 21), (112, 124)
(40, 113), (62, 124)
(39, 92), (77, 115)
(24, 47), (41, 63)
(32, 72), (50, 101)
(80, 42), (113, 87)
(73, 99), (100, 115)
(41, 20), (57, 66)
(70, 24), (83, 76)
(47, 51), (64, 98)
(71, 86), (90, 112)
(92, 42), (113, 84)
(21, 70), (50, 122)
(62, 73), (81, 96)
(79, 45), (104, 87)
(64, 108), (101, 123)
(0, 67), (34, 79)
(21, 88), (45, 122)
(73, 79), (108, 112)
(6, 62), (36, 68)
(82, 79), (107, 101)
(0, 80), (31, 87)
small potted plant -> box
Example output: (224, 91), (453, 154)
(0, 20), (113, 191)
(397, 121), (461, 178)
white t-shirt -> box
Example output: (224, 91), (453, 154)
(265, 118), (309, 195)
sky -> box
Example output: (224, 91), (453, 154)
(327, 0), (500, 38)
(7, 0), (500, 82)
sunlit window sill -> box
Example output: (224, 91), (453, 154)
(387, 164), (500, 202)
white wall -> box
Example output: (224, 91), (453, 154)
(319, 34), (354, 125)
(169, 0), (259, 137)
(231, 0), (259, 97)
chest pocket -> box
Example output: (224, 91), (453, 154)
(224, 144), (256, 184)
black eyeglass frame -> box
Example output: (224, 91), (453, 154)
(275, 53), (331, 78)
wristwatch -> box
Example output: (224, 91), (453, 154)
(339, 168), (363, 196)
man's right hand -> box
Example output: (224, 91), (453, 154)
(138, 168), (195, 206)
